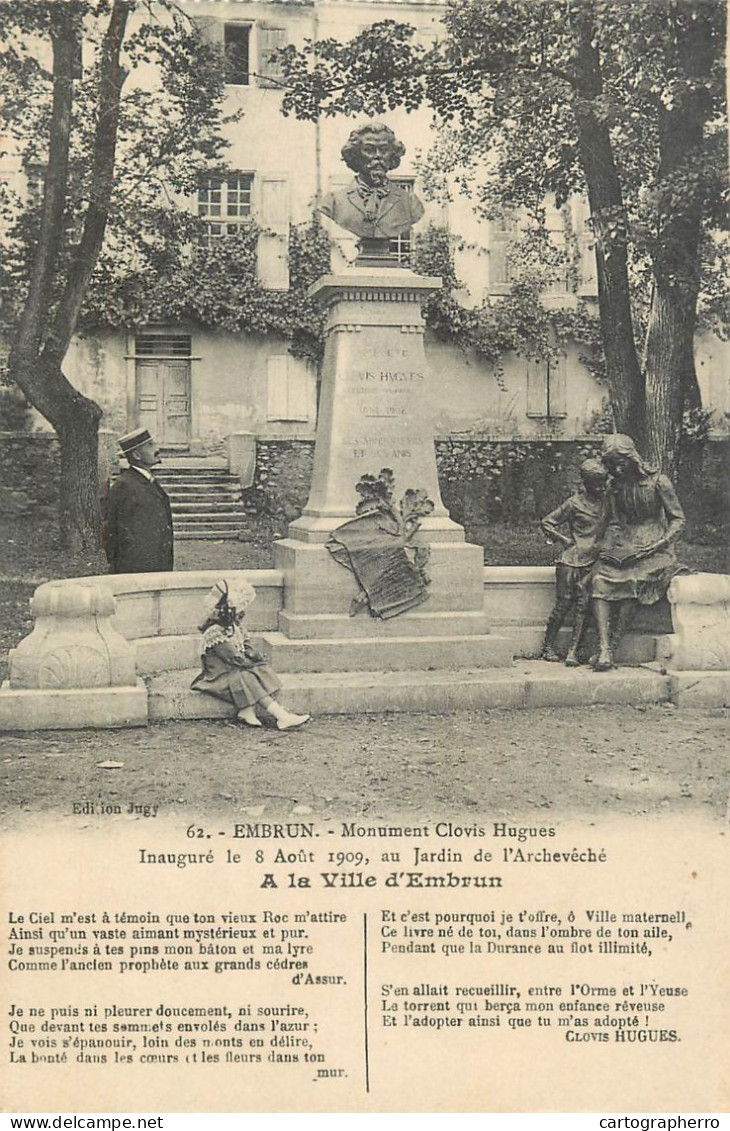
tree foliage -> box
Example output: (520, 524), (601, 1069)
(80, 217), (331, 360)
(412, 222), (604, 387)
(278, 0), (728, 473)
(0, 0), (231, 550)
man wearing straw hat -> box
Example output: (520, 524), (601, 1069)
(106, 428), (174, 574)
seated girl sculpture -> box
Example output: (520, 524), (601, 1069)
(591, 434), (686, 672)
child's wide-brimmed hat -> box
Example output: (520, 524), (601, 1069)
(204, 578), (256, 615)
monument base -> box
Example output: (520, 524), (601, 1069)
(274, 266), (496, 675)
(274, 538), (485, 617)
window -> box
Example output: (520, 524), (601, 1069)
(388, 178), (415, 263)
(527, 357), (567, 419)
(135, 334), (192, 358)
(543, 206), (570, 295)
(198, 174), (254, 239)
(224, 24), (250, 85)
(575, 199), (597, 296)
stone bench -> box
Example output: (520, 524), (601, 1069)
(482, 566), (671, 663)
(0, 567), (723, 730)
(0, 571), (282, 730)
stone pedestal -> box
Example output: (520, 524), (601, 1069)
(286, 268), (462, 542)
(10, 584), (136, 689)
(276, 268), (486, 624)
(271, 267), (507, 674)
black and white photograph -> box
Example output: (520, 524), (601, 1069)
(0, 0), (728, 1118)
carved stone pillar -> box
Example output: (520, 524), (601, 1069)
(0, 581), (146, 730)
(10, 583), (136, 689)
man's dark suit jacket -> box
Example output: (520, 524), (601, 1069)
(106, 467), (174, 574)
(319, 179), (424, 240)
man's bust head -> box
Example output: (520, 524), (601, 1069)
(341, 122), (406, 187)
(319, 122), (424, 242)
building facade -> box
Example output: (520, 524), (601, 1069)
(2, 0), (728, 458)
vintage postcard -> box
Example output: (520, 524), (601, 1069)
(1, 0), (728, 1117)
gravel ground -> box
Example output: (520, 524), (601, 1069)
(1, 704), (727, 831)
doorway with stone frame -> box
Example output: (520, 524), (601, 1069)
(133, 333), (192, 451)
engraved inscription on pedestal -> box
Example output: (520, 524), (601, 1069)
(289, 273), (458, 541)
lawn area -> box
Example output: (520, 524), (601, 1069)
(1, 514), (726, 678)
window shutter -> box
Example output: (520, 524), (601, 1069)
(548, 355), (567, 418)
(286, 357), (310, 421)
(258, 25), (286, 87)
(489, 214), (515, 293)
(266, 356), (310, 422)
(267, 355), (289, 420)
(257, 175), (290, 290)
(545, 204), (569, 295)
(526, 360), (548, 417)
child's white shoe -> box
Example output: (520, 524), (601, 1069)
(237, 707), (262, 727)
(266, 700), (310, 729)
(275, 710), (310, 730)
(273, 710), (307, 728)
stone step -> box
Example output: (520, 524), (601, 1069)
(173, 502), (245, 514)
(173, 513), (245, 524)
(166, 488), (242, 498)
(160, 483), (241, 494)
(506, 626), (663, 665)
(158, 478), (240, 487)
(278, 609), (492, 640)
(157, 458), (228, 470)
(175, 526), (244, 536)
(167, 482), (241, 492)
(147, 663), (671, 720)
(131, 628), (664, 674)
(175, 531), (242, 541)
(156, 472), (236, 481)
(259, 631), (515, 672)
(173, 524), (244, 533)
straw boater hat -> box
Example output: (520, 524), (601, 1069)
(118, 427), (154, 456)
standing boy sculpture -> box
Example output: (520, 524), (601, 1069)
(540, 458), (609, 665)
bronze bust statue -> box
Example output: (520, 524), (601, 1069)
(319, 122), (424, 241)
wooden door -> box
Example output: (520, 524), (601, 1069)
(162, 360), (191, 446)
(135, 359), (191, 447)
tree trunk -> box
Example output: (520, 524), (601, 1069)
(8, 0), (131, 555)
(571, 15), (645, 445)
(56, 384), (104, 559)
(15, 355), (104, 555)
(643, 0), (715, 476)
(582, 168), (646, 443)
(643, 275), (697, 477)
